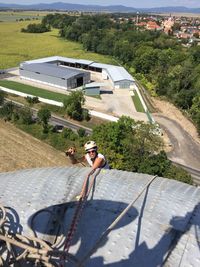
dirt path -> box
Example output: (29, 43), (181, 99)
(152, 98), (200, 144)
(0, 120), (71, 173)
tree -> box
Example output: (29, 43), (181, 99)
(18, 107), (33, 125)
(92, 116), (163, 171)
(164, 164), (192, 184)
(77, 128), (86, 137)
(0, 102), (14, 121)
(82, 109), (90, 121)
(63, 91), (86, 121)
(138, 151), (171, 176)
(62, 128), (77, 141)
(21, 23), (50, 33)
(190, 94), (200, 133)
(38, 108), (51, 133)
(0, 90), (5, 106)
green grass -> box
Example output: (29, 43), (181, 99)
(0, 19), (116, 69)
(0, 11), (45, 22)
(0, 80), (68, 102)
(132, 90), (145, 113)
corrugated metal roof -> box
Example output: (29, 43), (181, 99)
(91, 62), (135, 82)
(22, 56), (135, 83)
(0, 167), (199, 266)
(23, 56), (94, 66)
(21, 63), (87, 79)
(22, 56), (60, 64)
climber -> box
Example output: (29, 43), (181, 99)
(66, 141), (110, 170)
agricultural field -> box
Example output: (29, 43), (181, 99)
(0, 14), (116, 69)
(0, 11), (46, 22)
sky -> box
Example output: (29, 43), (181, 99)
(2, 1), (200, 8)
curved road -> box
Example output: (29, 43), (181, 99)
(154, 114), (200, 181)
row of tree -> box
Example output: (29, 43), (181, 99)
(33, 13), (200, 133)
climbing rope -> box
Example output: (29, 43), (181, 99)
(60, 168), (101, 265)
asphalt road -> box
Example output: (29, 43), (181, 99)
(5, 99), (92, 135)
(154, 114), (200, 183)
(49, 114), (92, 135)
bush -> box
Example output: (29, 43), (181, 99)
(0, 102), (14, 121)
(62, 128), (78, 141)
(82, 109), (91, 121)
(18, 107), (33, 125)
(164, 165), (193, 184)
(77, 128), (86, 137)
(0, 90), (5, 106)
(26, 96), (40, 105)
(21, 23), (50, 33)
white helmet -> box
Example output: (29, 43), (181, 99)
(84, 141), (97, 152)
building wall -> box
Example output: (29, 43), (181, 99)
(85, 87), (100, 96)
(20, 69), (67, 88)
(19, 69), (90, 90)
(102, 69), (109, 80)
(114, 80), (135, 89)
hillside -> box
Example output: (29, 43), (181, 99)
(0, 119), (71, 173)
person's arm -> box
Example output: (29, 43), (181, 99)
(92, 157), (104, 170)
(65, 147), (85, 165)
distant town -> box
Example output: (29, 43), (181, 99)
(112, 13), (200, 45)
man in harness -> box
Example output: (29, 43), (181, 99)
(66, 141), (110, 170)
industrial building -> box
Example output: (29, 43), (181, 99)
(19, 62), (90, 90)
(83, 82), (103, 96)
(20, 56), (136, 90)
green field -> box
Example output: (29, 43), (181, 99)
(0, 11), (45, 22)
(0, 17), (115, 69)
(0, 80), (68, 102)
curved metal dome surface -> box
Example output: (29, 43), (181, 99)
(0, 167), (200, 266)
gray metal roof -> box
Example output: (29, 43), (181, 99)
(21, 63), (87, 79)
(85, 82), (105, 88)
(91, 63), (135, 82)
(23, 56), (94, 66)
(22, 56), (135, 83)
(0, 167), (199, 266)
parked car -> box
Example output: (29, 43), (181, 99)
(0, 70), (5, 74)
(52, 124), (64, 133)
